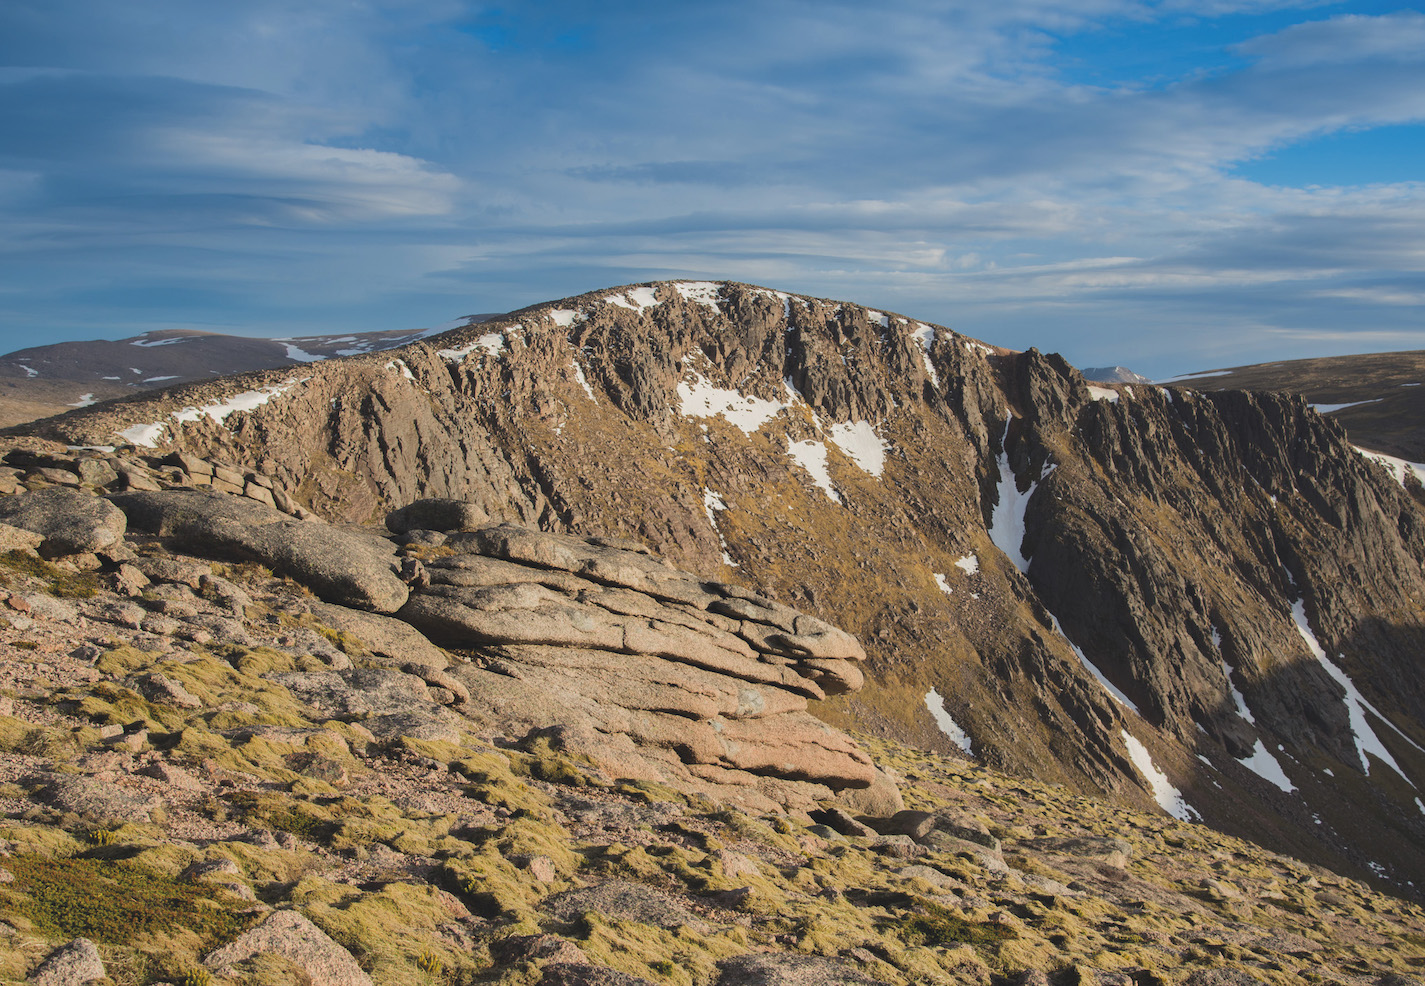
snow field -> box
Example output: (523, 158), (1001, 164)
(828, 421), (887, 477)
(787, 440), (841, 503)
(700, 489), (739, 567)
(925, 688), (973, 755)
(678, 372), (788, 435)
(1293, 600), (1419, 784)
(1121, 729), (1200, 821)
(116, 378), (310, 448)
(1355, 446), (1425, 488)
(437, 331), (507, 362)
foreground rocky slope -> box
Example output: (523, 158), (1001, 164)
(0, 460), (1420, 985)
(12, 281), (1425, 903)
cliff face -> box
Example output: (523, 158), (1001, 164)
(24, 280), (1425, 896)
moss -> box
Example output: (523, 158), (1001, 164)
(613, 779), (714, 810)
(570, 910), (745, 986)
(0, 550), (101, 598)
(0, 855), (253, 951)
(887, 899), (1020, 952)
(454, 751), (551, 815)
(225, 791), (335, 843)
(0, 716), (81, 760)
(0, 824), (82, 858)
(509, 734), (604, 787)
(297, 880), (471, 982)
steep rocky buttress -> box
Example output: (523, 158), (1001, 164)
(16, 279), (1425, 900)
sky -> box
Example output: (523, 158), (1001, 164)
(1, 1), (1423, 379)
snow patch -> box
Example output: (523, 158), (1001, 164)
(130, 335), (196, 348)
(1087, 386), (1119, 403)
(865, 309), (890, 328)
(1054, 614), (1140, 713)
(605, 286), (660, 310)
(1155, 369), (1232, 384)
(141, 375), (179, 384)
(925, 689), (973, 755)
(1293, 599), (1420, 784)
(572, 361), (597, 402)
(547, 308), (583, 328)
(933, 573), (952, 595)
(910, 323), (940, 386)
(1220, 657), (1255, 725)
(788, 440), (842, 503)
(117, 422), (168, 448)
(828, 421), (887, 477)
(438, 331), (507, 362)
(1239, 738), (1296, 792)
(989, 432), (1053, 573)
(1355, 446), (1425, 487)
(1312, 399), (1383, 413)
(385, 359), (416, 382)
(678, 371), (787, 435)
(16, 364), (38, 378)
(68, 393), (97, 408)
(171, 379), (308, 428)
(1121, 730), (1200, 821)
(953, 554), (979, 576)
(701, 489), (738, 567)
(118, 377), (309, 448)
(674, 282), (722, 309)
(281, 342), (324, 363)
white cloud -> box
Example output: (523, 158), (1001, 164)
(1235, 12), (1425, 69)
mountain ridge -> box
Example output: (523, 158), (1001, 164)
(11, 278), (1425, 902)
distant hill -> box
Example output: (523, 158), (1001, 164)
(0, 320), (498, 428)
(1081, 365), (1150, 384)
(1163, 350), (1425, 462)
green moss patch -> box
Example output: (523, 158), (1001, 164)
(0, 550), (101, 598)
(1, 855), (253, 948)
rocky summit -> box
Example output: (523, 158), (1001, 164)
(0, 279), (1422, 984)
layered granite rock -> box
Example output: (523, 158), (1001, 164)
(396, 519), (895, 814)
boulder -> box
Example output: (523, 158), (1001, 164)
(0, 488), (126, 555)
(109, 489), (407, 612)
(544, 880), (706, 931)
(204, 909), (372, 986)
(27, 938), (105, 986)
(307, 600), (449, 671)
(386, 497), (490, 533)
(0, 522), (44, 554)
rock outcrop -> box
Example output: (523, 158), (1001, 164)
(393, 520), (891, 813)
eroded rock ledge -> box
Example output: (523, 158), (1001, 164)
(396, 521), (893, 814)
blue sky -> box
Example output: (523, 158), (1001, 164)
(1, 1), (1422, 378)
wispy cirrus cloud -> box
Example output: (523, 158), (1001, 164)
(0, 0), (1420, 378)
